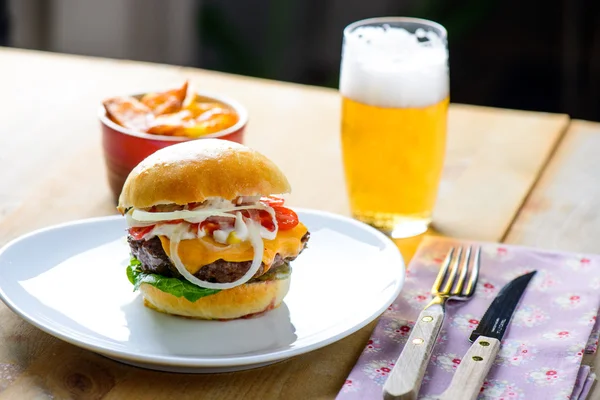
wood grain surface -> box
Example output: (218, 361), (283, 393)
(506, 120), (600, 252)
(0, 47), (574, 399)
(383, 304), (445, 400)
(437, 337), (502, 400)
(506, 120), (600, 399)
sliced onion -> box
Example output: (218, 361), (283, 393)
(143, 223), (196, 241)
(236, 196), (261, 205)
(131, 204), (273, 224)
(133, 209), (233, 223)
(126, 212), (156, 228)
(169, 219), (265, 290)
(259, 207), (278, 240)
(234, 212), (248, 240)
(212, 229), (231, 244)
(246, 209), (259, 221)
(244, 208), (278, 240)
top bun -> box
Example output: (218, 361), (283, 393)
(118, 139), (291, 212)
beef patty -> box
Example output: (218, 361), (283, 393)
(128, 232), (310, 283)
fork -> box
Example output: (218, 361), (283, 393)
(382, 246), (481, 400)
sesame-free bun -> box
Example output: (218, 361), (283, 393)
(140, 276), (290, 320)
(118, 139), (291, 213)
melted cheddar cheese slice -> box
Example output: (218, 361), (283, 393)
(159, 223), (308, 275)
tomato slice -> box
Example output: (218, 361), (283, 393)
(200, 220), (220, 234)
(260, 196), (285, 207)
(273, 207), (299, 230)
(240, 207), (298, 231)
(129, 226), (154, 240)
(163, 219), (184, 225)
(239, 209), (276, 231)
(259, 210), (276, 231)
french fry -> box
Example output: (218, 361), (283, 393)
(184, 100), (224, 118)
(183, 108), (239, 137)
(103, 96), (152, 131)
(146, 110), (195, 136)
(104, 81), (239, 136)
(141, 81), (189, 116)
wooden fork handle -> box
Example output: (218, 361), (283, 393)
(383, 303), (444, 400)
(437, 336), (501, 400)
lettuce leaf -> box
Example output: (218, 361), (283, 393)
(126, 257), (221, 302)
(126, 257), (293, 303)
(253, 262), (292, 281)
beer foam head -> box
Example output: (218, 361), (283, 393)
(340, 24), (449, 108)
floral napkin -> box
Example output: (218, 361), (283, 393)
(336, 236), (600, 399)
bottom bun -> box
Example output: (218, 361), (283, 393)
(140, 277), (291, 320)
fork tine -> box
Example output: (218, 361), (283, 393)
(452, 246), (472, 295)
(441, 246), (462, 294)
(464, 246), (481, 295)
(431, 247), (454, 294)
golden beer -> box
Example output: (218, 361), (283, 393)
(340, 17), (449, 237)
(341, 96), (448, 234)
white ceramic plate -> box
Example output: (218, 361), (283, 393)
(0, 209), (404, 373)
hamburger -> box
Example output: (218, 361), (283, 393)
(118, 139), (309, 319)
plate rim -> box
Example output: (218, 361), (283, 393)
(0, 208), (405, 368)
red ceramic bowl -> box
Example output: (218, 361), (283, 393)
(99, 91), (248, 203)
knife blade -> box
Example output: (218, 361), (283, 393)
(469, 271), (536, 342)
(437, 271), (536, 400)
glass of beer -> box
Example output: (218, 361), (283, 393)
(340, 17), (449, 238)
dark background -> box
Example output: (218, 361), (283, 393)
(2, 0), (599, 121)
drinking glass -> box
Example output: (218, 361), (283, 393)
(340, 17), (449, 238)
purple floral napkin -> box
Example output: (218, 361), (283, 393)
(336, 236), (600, 399)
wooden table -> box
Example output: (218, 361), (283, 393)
(0, 47), (598, 399)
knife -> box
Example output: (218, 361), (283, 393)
(437, 271), (536, 400)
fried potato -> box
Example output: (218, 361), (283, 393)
(146, 110), (195, 136)
(141, 81), (189, 116)
(103, 96), (152, 131)
(183, 108), (239, 137)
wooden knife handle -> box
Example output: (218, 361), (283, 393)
(383, 303), (444, 400)
(437, 336), (501, 400)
